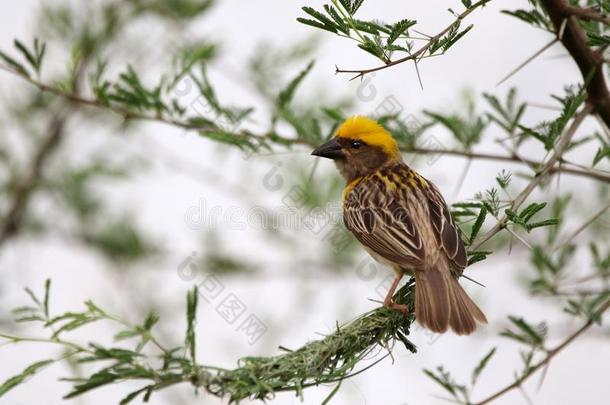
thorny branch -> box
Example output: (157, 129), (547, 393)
(473, 299), (610, 405)
(1, 64), (608, 185)
(472, 102), (594, 250)
(335, 0), (492, 79)
(468, 0), (610, 250)
(540, 0), (610, 129)
(0, 65), (218, 133)
(413, 145), (610, 183)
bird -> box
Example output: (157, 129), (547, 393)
(311, 116), (487, 335)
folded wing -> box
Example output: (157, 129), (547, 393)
(425, 182), (468, 271)
(343, 178), (425, 268)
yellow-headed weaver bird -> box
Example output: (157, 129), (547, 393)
(312, 116), (487, 335)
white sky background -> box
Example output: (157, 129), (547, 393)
(1, 1), (609, 404)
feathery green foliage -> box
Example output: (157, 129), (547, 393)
(297, 0), (490, 66)
(0, 280), (417, 403)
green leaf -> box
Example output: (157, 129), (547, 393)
(171, 42), (217, 87)
(323, 5), (349, 35)
(484, 88), (527, 135)
(277, 61), (314, 109)
(501, 8), (552, 31)
(519, 202), (546, 222)
(424, 105), (486, 148)
(338, 0), (352, 14)
(357, 36), (386, 60)
(588, 33), (610, 47)
(143, 312), (159, 330)
(64, 370), (121, 398)
(469, 206), (487, 244)
(185, 287), (198, 364)
(467, 250), (491, 266)
(120, 385), (154, 404)
(442, 24), (473, 53)
(297, 18), (338, 34)
(321, 107), (345, 122)
(51, 316), (103, 338)
(14, 40), (37, 72)
(351, 19), (381, 35)
(43, 279), (51, 319)
(83, 219), (157, 262)
(114, 329), (141, 341)
(340, 0), (365, 15)
(388, 19), (416, 45)
(452, 209), (477, 218)
(501, 316), (547, 347)
(495, 169), (512, 189)
(471, 347), (496, 385)
(13, 38), (46, 74)
(0, 50), (29, 77)
(526, 218), (559, 232)
(423, 366), (466, 398)
(506, 202), (558, 233)
(0, 359), (55, 396)
(187, 116), (216, 128)
(199, 130), (256, 151)
(593, 145), (610, 166)
(350, 0), (365, 15)
(483, 188), (500, 216)
(24, 287), (41, 307)
(587, 291), (610, 324)
(453, 202), (484, 209)
(301, 6), (339, 33)
(89, 344), (143, 362)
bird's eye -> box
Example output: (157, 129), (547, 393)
(351, 141), (364, 149)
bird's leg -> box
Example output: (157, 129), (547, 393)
(383, 272), (409, 316)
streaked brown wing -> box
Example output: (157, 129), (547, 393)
(426, 182), (468, 270)
(343, 178), (425, 268)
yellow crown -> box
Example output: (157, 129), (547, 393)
(336, 116), (400, 157)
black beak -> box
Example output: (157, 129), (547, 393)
(311, 138), (345, 160)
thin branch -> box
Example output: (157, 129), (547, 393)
(496, 37), (558, 86)
(411, 146), (610, 183)
(335, 0), (491, 79)
(562, 272), (610, 287)
(473, 299), (610, 405)
(0, 65), (218, 133)
(453, 157), (473, 196)
(2, 65), (608, 185)
(0, 333), (87, 352)
(504, 225), (533, 250)
(552, 200), (610, 252)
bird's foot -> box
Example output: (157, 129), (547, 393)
(383, 300), (409, 317)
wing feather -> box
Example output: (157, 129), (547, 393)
(426, 183), (467, 269)
(343, 175), (425, 268)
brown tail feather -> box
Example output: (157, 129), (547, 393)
(415, 267), (487, 335)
